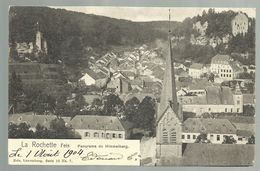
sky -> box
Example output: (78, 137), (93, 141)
(51, 6), (256, 22)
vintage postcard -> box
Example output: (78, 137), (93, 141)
(8, 6), (255, 166)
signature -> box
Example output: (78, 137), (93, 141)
(81, 151), (123, 161)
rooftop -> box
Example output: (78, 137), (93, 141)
(189, 63), (204, 70)
(159, 144), (254, 166)
(183, 118), (237, 134)
(9, 114), (57, 129)
(68, 115), (125, 131)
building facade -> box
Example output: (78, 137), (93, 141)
(210, 54), (243, 83)
(231, 12), (249, 36)
(179, 84), (243, 115)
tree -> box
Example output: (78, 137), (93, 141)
(247, 135), (255, 144)
(49, 118), (81, 139)
(8, 122), (34, 138)
(9, 72), (24, 112)
(208, 73), (215, 83)
(135, 96), (156, 132)
(103, 94), (124, 116)
(32, 92), (56, 115)
(222, 135), (237, 144)
(124, 97), (140, 122)
(91, 98), (103, 110)
(243, 105), (255, 117)
(195, 133), (208, 143)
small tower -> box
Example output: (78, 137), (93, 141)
(233, 82), (243, 113)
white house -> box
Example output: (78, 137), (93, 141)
(79, 69), (107, 86)
(65, 115), (128, 139)
(178, 84), (243, 115)
(182, 118), (237, 144)
(210, 54), (243, 83)
(189, 63), (204, 78)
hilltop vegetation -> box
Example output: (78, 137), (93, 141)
(9, 7), (255, 66)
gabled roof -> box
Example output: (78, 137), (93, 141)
(159, 144), (254, 166)
(211, 54), (231, 64)
(189, 63), (204, 70)
(9, 114), (57, 129)
(183, 118), (237, 134)
(83, 69), (107, 80)
(68, 115), (125, 131)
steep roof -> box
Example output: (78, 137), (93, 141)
(68, 115), (125, 131)
(211, 54), (231, 64)
(189, 63), (204, 70)
(159, 144), (254, 166)
(9, 114), (57, 129)
(158, 36), (179, 120)
(83, 69), (107, 80)
(180, 86), (234, 105)
(183, 118), (237, 134)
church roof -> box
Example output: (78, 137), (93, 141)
(158, 36), (179, 121)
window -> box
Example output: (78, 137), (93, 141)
(231, 108), (233, 113)
(170, 129), (176, 143)
(118, 134), (122, 138)
(187, 135), (190, 139)
(208, 108), (211, 112)
(238, 137), (242, 141)
(162, 129), (168, 143)
(217, 135), (220, 141)
(112, 133), (116, 138)
(94, 132), (99, 138)
(193, 135), (196, 139)
(237, 108), (240, 113)
(106, 133), (110, 138)
(182, 135), (185, 139)
(237, 100), (240, 105)
(225, 108), (227, 112)
(85, 132), (90, 137)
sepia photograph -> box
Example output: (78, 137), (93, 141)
(8, 6), (255, 166)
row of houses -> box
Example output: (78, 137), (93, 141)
(9, 113), (253, 144)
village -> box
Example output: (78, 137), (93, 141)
(8, 8), (255, 166)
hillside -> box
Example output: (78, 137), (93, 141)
(9, 7), (255, 66)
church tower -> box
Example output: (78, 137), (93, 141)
(233, 82), (243, 113)
(156, 9), (183, 159)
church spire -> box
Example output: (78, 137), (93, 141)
(158, 9), (178, 119)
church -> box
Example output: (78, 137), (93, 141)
(156, 14), (183, 158)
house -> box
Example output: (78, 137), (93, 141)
(188, 63), (204, 78)
(178, 84), (243, 115)
(66, 115), (128, 139)
(9, 113), (57, 131)
(210, 54), (243, 83)
(182, 118), (237, 144)
(231, 12), (249, 36)
(9, 114), (128, 140)
(79, 69), (107, 86)
(107, 74), (132, 94)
